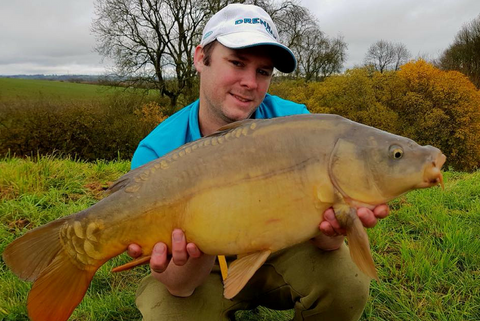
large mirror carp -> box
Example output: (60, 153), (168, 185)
(3, 114), (445, 321)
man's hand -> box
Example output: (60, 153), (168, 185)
(312, 205), (390, 251)
(127, 229), (215, 297)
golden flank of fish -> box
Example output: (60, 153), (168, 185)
(3, 114), (446, 321)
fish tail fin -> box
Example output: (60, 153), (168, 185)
(336, 207), (378, 281)
(28, 251), (98, 321)
(3, 215), (100, 321)
(3, 217), (70, 281)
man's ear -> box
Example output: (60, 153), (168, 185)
(193, 45), (205, 73)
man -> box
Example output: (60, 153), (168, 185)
(129, 4), (389, 320)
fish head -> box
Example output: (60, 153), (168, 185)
(329, 125), (446, 206)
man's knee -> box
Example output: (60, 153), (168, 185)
(299, 249), (370, 320)
(135, 273), (237, 321)
(270, 243), (370, 320)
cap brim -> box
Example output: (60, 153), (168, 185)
(217, 31), (296, 73)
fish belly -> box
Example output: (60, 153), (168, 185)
(182, 169), (328, 255)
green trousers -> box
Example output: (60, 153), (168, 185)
(135, 242), (370, 321)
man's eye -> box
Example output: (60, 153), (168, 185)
(231, 60), (242, 67)
(258, 69), (271, 76)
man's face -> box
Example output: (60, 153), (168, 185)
(194, 43), (274, 129)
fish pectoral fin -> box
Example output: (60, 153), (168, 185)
(335, 206), (379, 281)
(112, 255), (152, 273)
(223, 250), (271, 299)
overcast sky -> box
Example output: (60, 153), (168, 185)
(1, 0), (479, 75)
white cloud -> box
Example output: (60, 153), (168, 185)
(0, 0), (105, 75)
(1, 0), (479, 74)
(301, 0), (480, 68)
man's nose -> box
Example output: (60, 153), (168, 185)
(239, 69), (258, 89)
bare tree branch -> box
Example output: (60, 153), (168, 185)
(364, 40), (411, 72)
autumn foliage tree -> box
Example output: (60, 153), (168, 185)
(396, 60), (480, 171)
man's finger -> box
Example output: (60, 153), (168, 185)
(324, 208), (346, 234)
(150, 243), (169, 273)
(357, 208), (377, 228)
(319, 221), (337, 237)
(127, 243), (142, 258)
(373, 204), (389, 219)
(186, 243), (202, 258)
(172, 229), (188, 266)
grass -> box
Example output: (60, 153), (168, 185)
(0, 78), (161, 104)
(0, 156), (479, 320)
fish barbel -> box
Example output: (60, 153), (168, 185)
(3, 114), (446, 321)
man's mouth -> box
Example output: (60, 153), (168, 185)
(231, 93), (252, 103)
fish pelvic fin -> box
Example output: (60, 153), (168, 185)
(223, 250), (271, 299)
(112, 255), (152, 272)
(27, 251), (98, 321)
(334, 206), (379, 281)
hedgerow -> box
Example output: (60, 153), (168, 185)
(0, 93), (167, 162)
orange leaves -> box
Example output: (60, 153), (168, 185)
(397, 60), (480, 171)
(134, 101), (168, 131)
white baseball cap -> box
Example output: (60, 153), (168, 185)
(200, 3), (297, 73)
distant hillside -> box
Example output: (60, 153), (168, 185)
(0, 74), (116, 83)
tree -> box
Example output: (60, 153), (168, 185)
(393, 43), (411, 71)
(364, 40), (411, 72)
(92, 0), (227, 113)
(437, 14), (480, 88)
(269, 2), (347, 81)
(396, 60), (480, 171)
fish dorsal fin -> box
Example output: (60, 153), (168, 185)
(223, 250), (271, 299)
(104, 177), (130, 196)
(104, 161), (154, 196)
(207, 119), (257, 137)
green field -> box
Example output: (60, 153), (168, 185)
(0, 78), (163, 105)
(0, 156), (479, 320)
(0, 78), (123, 103)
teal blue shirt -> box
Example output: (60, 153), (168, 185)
(131, 94), (309, 169)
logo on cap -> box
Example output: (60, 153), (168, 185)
(203, 31), (213, 40)
(234, 18), (277, 39)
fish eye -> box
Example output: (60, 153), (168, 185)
(389, 145), (404, 159)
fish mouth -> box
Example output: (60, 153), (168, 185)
(419, 152), (446, 189)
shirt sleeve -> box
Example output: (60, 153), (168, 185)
(131, 145), (160, 170)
